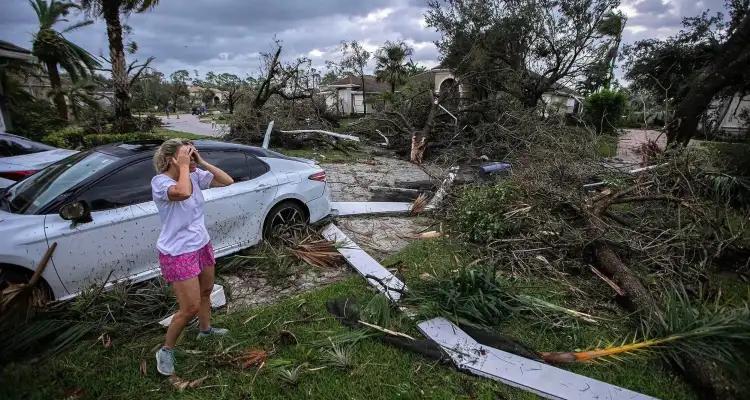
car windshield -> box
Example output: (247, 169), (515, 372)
(1, 151), (117, 214)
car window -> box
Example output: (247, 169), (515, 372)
(247, 155), (269, 179)
(2, 151), (117, 214)
(200, 151), (251, 182)
(75, 158), (154, 211)
(0, 136), (55, 157)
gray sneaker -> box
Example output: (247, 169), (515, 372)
(197, 326), (229, 339)
(155, 347), (175, 376)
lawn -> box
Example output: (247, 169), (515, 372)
(1, 238), (696, 400)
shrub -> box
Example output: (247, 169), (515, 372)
(584, 89), (627, 134)
(42, 127), (161, 150)
(450, 182), (526, 242)
(7, 97), (66, 140)
(41, 126), (86, 149)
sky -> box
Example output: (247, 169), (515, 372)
(0, 0), (732, 80)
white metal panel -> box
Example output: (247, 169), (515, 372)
(418, 318), (658, 400)
(331, 201), (412, 216)
(321, 223), (406, 301)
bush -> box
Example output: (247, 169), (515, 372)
(584, 89), (627, 134)
(450, 182), (526, 242)
(7, 97), (66, 140)
(42, 127), (161, 150)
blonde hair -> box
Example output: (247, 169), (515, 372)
(153, 138), (191, 173)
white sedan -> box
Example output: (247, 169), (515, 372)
(0, 139), (331, 300)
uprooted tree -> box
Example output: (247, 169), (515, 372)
(425, 0), (622, 107)
(623, 3), (750, 146)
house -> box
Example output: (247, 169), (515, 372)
(187, 85), (228, 107)
(0, 40), (35, 132)
(702, 93), (750, 139)
(321, 75), (391, 115)
(417, 66), (583, 117)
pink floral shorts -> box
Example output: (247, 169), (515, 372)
(158, 242), (215, 283)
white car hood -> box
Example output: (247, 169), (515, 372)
(0, 149), (78, 171)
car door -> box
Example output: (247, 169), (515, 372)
(200, 151), (277, 255)
(43, 158), (161, 296)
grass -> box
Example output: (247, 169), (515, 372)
(1, 239), (698, 399)
(595, 134), (619, 158)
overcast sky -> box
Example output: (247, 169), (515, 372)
(0, 0), (731, 80)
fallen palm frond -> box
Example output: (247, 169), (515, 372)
(232, 348), (269, 369)
(1, 242), (57, 317)
(289, 239), (342, 268)
(541, 287), (750, 366)
(168, 375), (208, 391)
(411, 193), (429, 214)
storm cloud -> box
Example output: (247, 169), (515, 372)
(0, 0), (734, 79)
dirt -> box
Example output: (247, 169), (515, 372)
(221, 151), (442, 310)
(615, 129), (667, 166)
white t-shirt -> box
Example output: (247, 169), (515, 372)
(151, 168), (214, 256)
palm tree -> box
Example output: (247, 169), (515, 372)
(30, 0), (100, 120)
(79, 0), (159, 123)
(374, 41), (414, 94)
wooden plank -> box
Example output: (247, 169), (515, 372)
(321, 223), (406, 302)
(331, 201), (412, 217)
(418, 318), (658, 400)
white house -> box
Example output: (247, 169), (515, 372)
(321, 75), (390, 115)
(703, 93), (750, 138)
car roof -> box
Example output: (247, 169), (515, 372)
(95, 139), (288, 160)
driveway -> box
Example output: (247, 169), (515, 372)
(159, 114), (227, 137)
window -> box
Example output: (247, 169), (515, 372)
(201, 151), (251, 182)
(75, 158), (154, 211)
(0, 136), (55, 157)
(246, 155), (269, 180)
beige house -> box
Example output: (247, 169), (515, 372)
(321, 75), (390, 115)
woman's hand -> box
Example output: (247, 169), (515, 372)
(191, 145), (206, 166)
(172, 146), (194, 169)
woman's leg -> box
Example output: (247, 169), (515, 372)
(197, 265), (215, 331)
(164, 277), (201, 348)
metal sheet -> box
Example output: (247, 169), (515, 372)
(321, 223), (406, 301)
(331, 201), (412, 217)
(417, 318), (658, 400)
(159, 284), (226, 327)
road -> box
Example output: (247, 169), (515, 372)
(616, 129), (667, 165)
(159, 114), (227, 137)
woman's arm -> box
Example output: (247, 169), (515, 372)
(193, 148), (234, 187)
(168, 146), (194, 201)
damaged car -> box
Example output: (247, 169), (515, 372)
(0, 139), (331, 301)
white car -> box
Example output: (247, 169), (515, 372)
(0, 132), (78, 188)
(0, 140), (331, 301)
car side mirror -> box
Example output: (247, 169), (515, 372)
(59, 201), (92, 224)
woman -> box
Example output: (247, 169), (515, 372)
(151, 139), (234, 376)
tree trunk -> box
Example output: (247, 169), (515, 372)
(410, 93), (440, 164)
(103, 0), (131, 122)
(360, 73), (367, 115)
(667, 14), (750, 146)
(45, 61), (68, 121)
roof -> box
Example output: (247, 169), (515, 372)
(0, 40), (34, 61)
(326, 75), (391, 93)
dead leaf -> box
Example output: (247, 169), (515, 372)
(419, 272), (434, 281)
(168, 375), (208, 391)
(63, 387), (85, 399)
(139, 359), (147, 376)
(233, 348), (269, 369)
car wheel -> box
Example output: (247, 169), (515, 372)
(263, 201), (307, 240)
(0, 266), (52, 305)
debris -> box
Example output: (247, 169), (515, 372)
(410, 193), (429, 215)
(331, 201), (413, 217)
(280, 129), (360, 142)
(479, 162), (512, 175)
(289, 238), (342, 268)
(321, 224), (406, 302)
(415, 231), (442, 239)
(426, 167), (458, 211)
(375, 129), (389, 146)
(1, 242), (57, 315)
(357, 320), (416, 340)
(261, 120), (275, 149)
(139, 359), (147, 376)
(168, 375), (208, 391)
(418, 317), (657, 400)
(590, 266), (625, 296)
(233, 348), (269, 369)
(159, 284), (226, 327)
